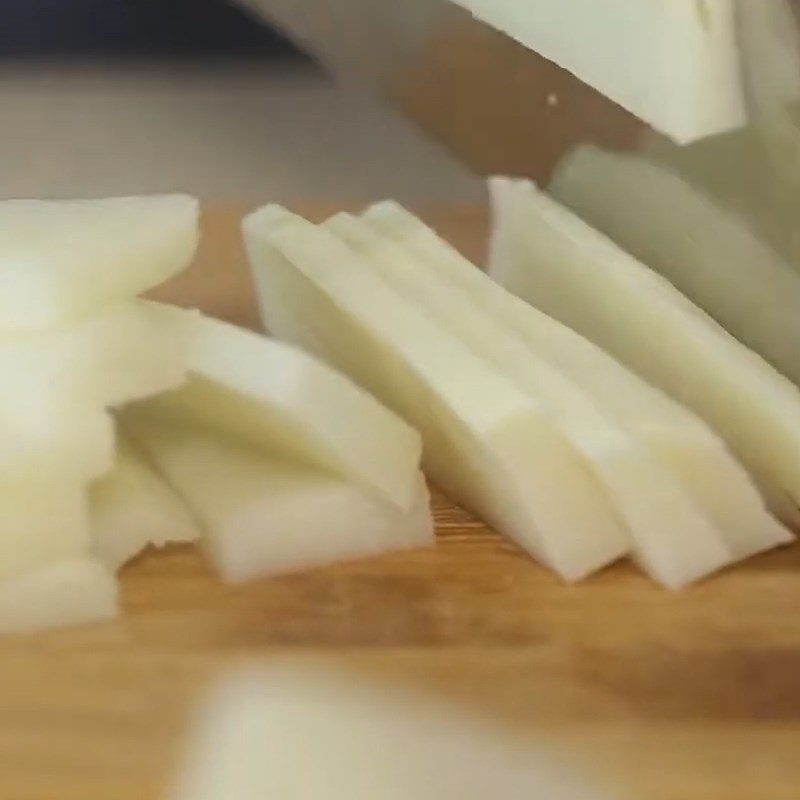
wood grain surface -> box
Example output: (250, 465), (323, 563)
(1, 206), (799, 800)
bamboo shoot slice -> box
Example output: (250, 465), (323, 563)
(0, 482), (90, 581)
(245, 205), (628, 582)
(90, 436), (200, 570)
(3, 404), (115, 483)
(126, 417), (433, 584)
(365, 201), (793, 550)
(550, 146), (800, 386)
(131, 310), (422, 514)
(487, 177), (800, 510)
(328, 212), (736, 587)
(0, 558), (118, 634)
(0, 300), (190, 409)
(0, 195), (198, 331)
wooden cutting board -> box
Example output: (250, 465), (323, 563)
(1, 205), (798, 800)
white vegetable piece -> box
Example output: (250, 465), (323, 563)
(0, 481), (90, 581)
(126, 417), (433, 584)
(170, 666), (608, 800)
(4, 403), (115, 483)
(451, 0), (745, 144)
(737, 0), (800, 188)
(645, 0), (800, 266)
(487, 177), (800, 510)
(330, 212), (736, 587)
(135, 309), (423, 514)
(0, 558), (118, 634)
(0, 300), (191, 409)
(642, 115), (800, 270)
(550, 146), (800, 386)
(90, 436), (200, 570)
(245, 206), (629, 582)
(0, 194), (199, 331)
(1, 300), (187, 486)
(365, 201), (795, 549)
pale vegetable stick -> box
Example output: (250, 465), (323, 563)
(327, 212), (733, 588)
(1, 300), (187, 485)
(487, 177), (800, 510)
(550, 146), (800, 385)
(365, 201), (794, 548)
(0, 482), (90, 581)
(0, 300), (191, 409)
(2, 404), (115, 483)
(245, 206), (629, 582)
(0, 195), (198, 331)
(736, 0), (800, 197)
(0, 558), (118, 634)
(90, 436), (200, 570)
(131, 310), (423, 514)
(126, 417), (433, 584)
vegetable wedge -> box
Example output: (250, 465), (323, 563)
(131, 309), (423, 514)
(127, 417), (433, 584)
(328, 212), (738, 587)
(550, 146), (800, 385)
(0, 300), (190, 409)
(245, 205), (629, 582)
(0, 481), (90, 581)
(91, 436), (200, 570)
(0, 195), (198, 331)
(365, 201), (793, 552)
(488, 177), (800, 513)
(0, 558), (118, 634)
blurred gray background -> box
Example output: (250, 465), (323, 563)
(0, 0), (478, 201)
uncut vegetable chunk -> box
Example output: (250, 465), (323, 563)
(0, 300), (191, 409)
(0, 558), (118, 634)
(170, 666), (609, 800)
(550, 146), (800, 385)
(133, 309), (423, 514)
(0, 482), (90, 581)
(451, 0), (744, 144)
(90, 436), (200, 570)
(328, 212), (735, 587)
(0, 194), (199, 331)
(487, 178), (800, 510)
(363, 202), (794, 547)
(245, 206), (629, 582)
(125, 417), (433, 584)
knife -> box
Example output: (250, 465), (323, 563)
(238, 0), (800, 185)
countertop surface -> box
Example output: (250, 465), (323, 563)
(1, 205), (798, 800)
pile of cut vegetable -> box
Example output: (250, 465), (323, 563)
(3, 153), (797, 632)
